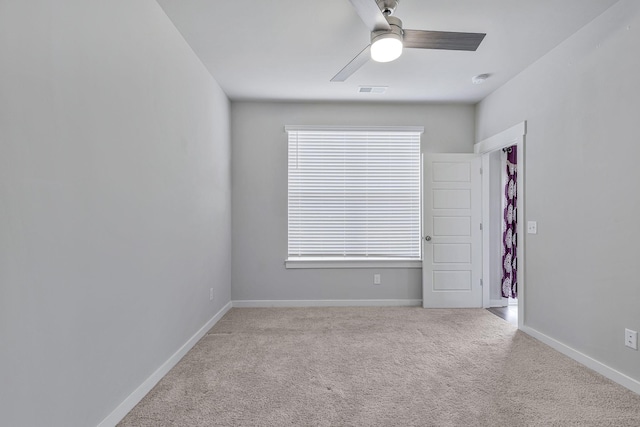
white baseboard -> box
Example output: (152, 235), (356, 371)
(521, 325), (640, 395)
(490, 298), (507, 307)
(232, 299), (422, 308)
(97, 301), (233, 427)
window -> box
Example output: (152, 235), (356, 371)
(286, 126), (423, 268)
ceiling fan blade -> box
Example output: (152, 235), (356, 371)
(403, 30), (486, 51)
(331, 45), (371, 82)
(347, 0), (390, 32)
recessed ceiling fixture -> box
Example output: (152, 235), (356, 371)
(472, 74), (490, 84)
(331, 0), (486, 82)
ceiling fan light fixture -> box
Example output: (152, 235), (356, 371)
(371, 16), (403, 62)
(371, 34), (403, 62)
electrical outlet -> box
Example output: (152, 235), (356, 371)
(527, 221), (538, 234)
(373, 274), (381, 285)
(625, 328), (638, 350)
(209, 288), (214, 301)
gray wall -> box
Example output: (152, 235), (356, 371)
(0, 1), (231, 426)
(231, 101), (475, 302)
(476, 0), (640, 382)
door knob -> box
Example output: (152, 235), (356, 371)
(424, 236), (432, 241)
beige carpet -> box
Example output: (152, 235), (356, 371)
(119, 308), (640, 426)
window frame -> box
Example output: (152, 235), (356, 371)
(285, 125), (423, 269)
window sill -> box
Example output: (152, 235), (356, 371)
(285, 258), (422, 269)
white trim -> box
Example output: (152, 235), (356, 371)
(97, 301), (233, 427)
(474, 122), (526, 154)
(516, 134), (525, 329)
(481, 154), (492, 308)
(521, 326), (640, 395)
(232, 299), (422, 308)
(285, 125), (424, 133)
(285, 258), (421, 269)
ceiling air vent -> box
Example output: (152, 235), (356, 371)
(358, 86), (387, 94)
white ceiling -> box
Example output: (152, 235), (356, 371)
(156, 0), (619, 103)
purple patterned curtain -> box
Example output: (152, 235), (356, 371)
(502, 146), (517, 299)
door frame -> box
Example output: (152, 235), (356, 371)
(475, 121), (526, 329)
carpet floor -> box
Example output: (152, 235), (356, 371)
(119, 307), (640, 426)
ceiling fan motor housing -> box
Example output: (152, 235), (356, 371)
(371, 15), (403, 43)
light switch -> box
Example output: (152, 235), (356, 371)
(527, 221), (537, 234)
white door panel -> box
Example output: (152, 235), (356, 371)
(423, 154), (481, 308)
(433, 244), (471, 264)
(433, 189), (471, 209)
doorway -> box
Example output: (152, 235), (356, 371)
(476, 122), (526, 329)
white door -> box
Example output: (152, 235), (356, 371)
(422, 154), (482, 308)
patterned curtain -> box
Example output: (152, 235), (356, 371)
(502, 146), (517, 299)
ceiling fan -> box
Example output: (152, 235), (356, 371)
(331, 0), (486, 82)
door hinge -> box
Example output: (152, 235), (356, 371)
(480, 223), (483, 231)
(479, 167), (483, 175)
(480, 279), (483, 287)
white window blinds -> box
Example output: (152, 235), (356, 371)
(287, 126), (422, 260)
